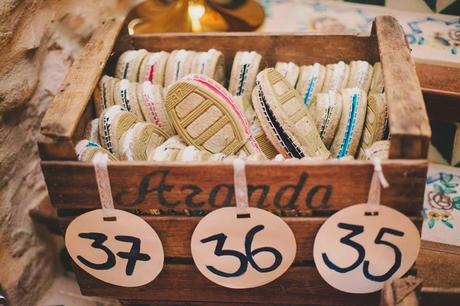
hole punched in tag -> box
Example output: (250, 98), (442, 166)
(93, 152), (117, 222)
(364, 150), (390, 217)
(233, 158), (251, 219)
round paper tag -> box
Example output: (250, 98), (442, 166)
(313, 204), (420, 293)
(65, 209), (164, 287)
(191, 207), (296, 289)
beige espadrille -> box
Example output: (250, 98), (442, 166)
(357, 93), (387, 159)
(369, 62), (384, 94)
(75, 140), (118, 162)
(136, 81), (175, 136)
(119, 122), (168, 161)
(314, 91), (343, 149)
(99, 105), (138, 157)
(252, 68), (330, 159)
(115, 49), (149, 81)
(165, 74), (261, 155)
(275, 62), (300, 87)
(164, 49), (196, 87)
(346, 60), (373, 93)
(191, 49), (226, 85)
(138, 51), (169, 85)
(147, 135), (186, 161)
(228, 51), (262, 98)
(113, 79), (144, 119)
(321, 61), (349, 93)
(330, 88), (367, 158)
(365, 140), (389, 160)
(93, 75), (117, 117)
(296, 63), (326, 109)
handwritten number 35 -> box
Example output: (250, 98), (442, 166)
(200, 225), (283, 277)
(322, 223), (404, 282)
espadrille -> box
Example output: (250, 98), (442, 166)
(138, 51), (169, 85)
(119, 122), (168, 161)
(99, 105), (138, 156)
(296, 63), (326, 108)
(321, 61), (349, 93)
(191, 49), (226, 85)
(115, 49), (149, 81)
(365, 140), (389, 160)
(165, 74), (261, 155)
(93, 75), (117, 117)
(346, 60), (373, 93)
(252, 68), (330, 159)
(314, 91), (343, 149)
(113, 79), (144, 118)
(330, 88), (367, 158)
(84, 118), (100, 144)
(164, 49), (196, 87)
(147, 135), (186, 161)
(176, 145), (211, 162)
(369, 62), (384, 94)
(136, 81), (175, 136)
(357, 93), (387, 159)
(275, 62), (300, 87)
(247, 153), (267, 161)
(228, 51), (262, 98)
(75, 140), (118, 162)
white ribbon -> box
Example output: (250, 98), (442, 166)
(365, 149), (389, 215)
(93, 152), (116, 221)
(233, 158), (249, 217)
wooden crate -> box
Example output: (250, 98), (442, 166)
(39, 16), (432, 306)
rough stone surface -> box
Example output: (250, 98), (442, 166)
(0, 1), (133, 304)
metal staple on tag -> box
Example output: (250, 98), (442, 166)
(233, 158), (250, 218)
(365, 149), (389, 216)
(93, 152), (116, 221)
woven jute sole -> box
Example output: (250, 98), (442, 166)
(78, 146), (118, 162)
(228, 51), (262, 98)
(346, 60), (373, 94)
(93, 75), (116, 117)
(136, 81), (175, 136)
(330, 88), (367, 158)
(252, 68), (330, 159)
(296, 63), (326, 109)
(166, 74), (260, 155)
(99, 106), (138, 157)
(164, 49), (196, 87)
(147, 135), (186, 161)
(191, 49), (226, 85)
(138, 51), (169, 85)
(321, 61), (350, 93)
(315, 91), (343, 149)
(369, 62), (384, 94)
(115, 49), (149, 81)
(358, 93), (387, 159)
(365, 140), (389, 160)
(119, 122), (168, 161)
(275, 62), (300, 87)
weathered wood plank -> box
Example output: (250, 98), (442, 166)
(75, 264), (379, 305)
(40, 17), (125, 142)
(42, 160), (427, 214)
(59, 215), (422, 262)
(373, 16), (431, 159)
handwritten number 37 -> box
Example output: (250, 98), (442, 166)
(322, 223), (404, 282)
(201, 225), (283, 277)
(77, 232), (151, 276)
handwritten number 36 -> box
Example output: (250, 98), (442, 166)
(200, 225), (283, 278)
(322, 223), (404, 282)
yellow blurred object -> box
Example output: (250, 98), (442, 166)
(128, 0), (264, 34)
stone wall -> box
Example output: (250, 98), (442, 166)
(0, 1), (133, 304)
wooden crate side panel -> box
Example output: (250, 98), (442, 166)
(43, 160), (427, 214)
(74, 264), (379, 305)
(373, 16), (431, 159)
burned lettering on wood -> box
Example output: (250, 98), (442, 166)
(114, 170), (332, 210)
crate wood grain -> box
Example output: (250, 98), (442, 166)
(43, 160), (427, 214)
